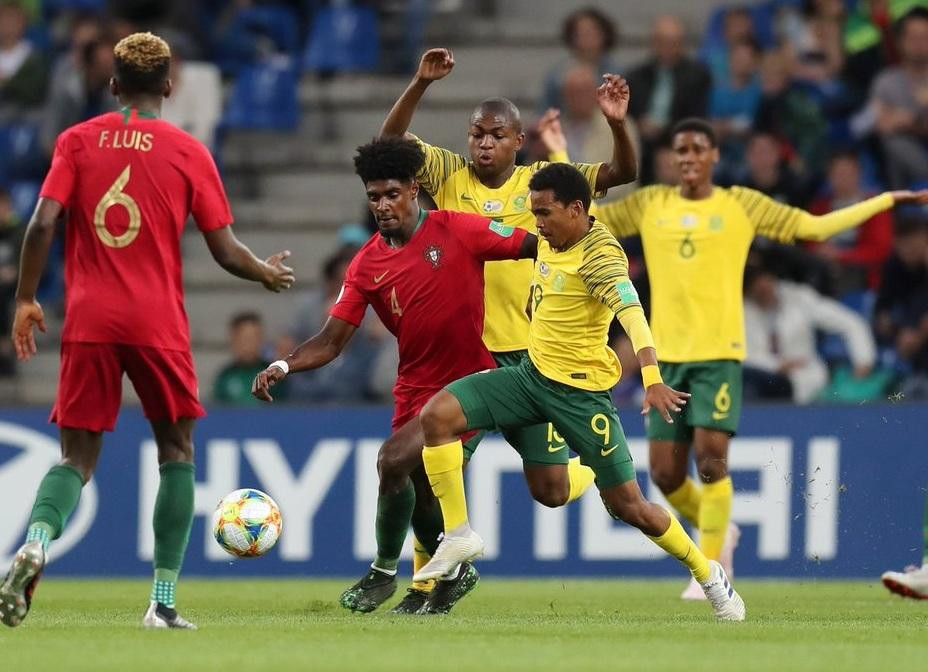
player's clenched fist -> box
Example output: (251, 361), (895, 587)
(252, 364), (286, 402)
(597, 74), (630, 125)
(416, 48), (454, 82)
(262, 249), (295, 292)
(641, 383), (690, 424)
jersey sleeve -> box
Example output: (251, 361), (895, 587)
(592, 187), (654, 239)
(39, 132), (77, 207)
(729, 186), (803, 243)
(411, 134), (467, 199)
(188, 141), (234, 233)
(329, 257), (369, 327)
(530, 160), (605, 199)
(578, 229), (640, 317)
(448, 212), (530, 261)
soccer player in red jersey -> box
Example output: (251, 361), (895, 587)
(252, 137), (537, 614)
(0, 33), (295, 630)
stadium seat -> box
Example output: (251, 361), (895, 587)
(220, 59), (301, 133)
(212, 5), (301, 76)
(8, 181), (40, 223)
(0, 124), (46, 184)
(303, 5), (380, 73)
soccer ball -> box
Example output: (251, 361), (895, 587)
(212, 488), (283, 558)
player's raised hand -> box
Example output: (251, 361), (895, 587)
(416, 48), (454, 82)
(537, 108), (567, 155)
(889, 189), (928, 206)
(597, 74), (630, 125)
(252, 364), (287, 402)
(12, 299), (46, 362)
(262, 250), (295, 292)
(641, 383), (690, 424)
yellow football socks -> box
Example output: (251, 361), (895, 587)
(566, 457), (596, 503)
(666, 477), (702, 526)
(699, 476), (733, 561)
(411, 536), (435, 593)
(422, 440), (468, 533)
(648, 509), (711, 583)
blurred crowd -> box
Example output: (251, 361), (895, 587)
(0, 0), (926, 406)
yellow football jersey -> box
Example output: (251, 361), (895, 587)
(529, 221), (643, 391)
(414, 136), (602, 353)
(593, 185), (802, 362)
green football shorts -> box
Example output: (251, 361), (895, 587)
(646, 360), (742, 442)
(447, 355), (635, 489)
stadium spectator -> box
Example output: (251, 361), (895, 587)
(808, 150), (894, 292)
(0, 0), (47, 120)
(740, 132), (814, 206)
(743, 264), (877, 403)
(40, 34), (118, 155)
(161, 42), (222, 150)
(842, 0), (917, 101)
(0, 187), (22, 376)
(626, 15), (711, 182)
(868, 7), (928, 189)
(214, 312), (285, 405)
(874, 216), (928, 394)
(281, 249), (393, 403)
(46, 13), (104, 102)
(542, 7), (620, 112)
(777, 0), (846, 87)
(700, 5), (757, 83)
(709, 38), (762, 180)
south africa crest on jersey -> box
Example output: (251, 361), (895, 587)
(424, 244), (443, 269)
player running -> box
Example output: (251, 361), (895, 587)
(363, 47), (637, 601)
(580, 118), (928, 599)
(0, 33), (295, 630)
(414, 163), (746, 621)
(252, 137), (538, 614)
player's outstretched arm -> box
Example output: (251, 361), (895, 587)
(793, 189), (928, 242)
(11, 197), (60, 361)
(251, 316), (356, 402)
(594, 74), (638, 191)
(380, 48), (454, 139)
(203, 227), (294, 292)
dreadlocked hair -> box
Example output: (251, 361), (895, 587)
(113, 32), (171, 96)
(353, 137), (425, 184)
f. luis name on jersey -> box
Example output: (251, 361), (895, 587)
(98, 129), (154, 152)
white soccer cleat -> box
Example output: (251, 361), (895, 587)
(681, 522), (740, 601)
(413, 526), (485, 583)
(881, 564), (928, 600)
(700, 560), (746, 621)
(142, 601), (198, 630)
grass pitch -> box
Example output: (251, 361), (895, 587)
(2, 579), (925, 672)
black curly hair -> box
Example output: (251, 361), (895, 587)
(528, 163), (592, 211)
(353, 137), (425, 184)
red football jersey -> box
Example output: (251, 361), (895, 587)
(330, 210), (528, 401)
(40, 108), (233, 350)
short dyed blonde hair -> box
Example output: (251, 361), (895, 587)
(113, 32), (171, 94)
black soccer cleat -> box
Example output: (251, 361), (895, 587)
(390, 587), (431, 614)
(418, 562), (479, 615)
(0, 541), (45, 628)
(142, 602), (197, 630)
(339, 567), (397, 613)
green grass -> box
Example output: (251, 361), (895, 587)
(2, 579), (926, 672)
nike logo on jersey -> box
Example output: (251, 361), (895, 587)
(547, 444), (567, 453)
(600, 444), (619, 457)
(712, 411), (729, 421)
(460, 194), (475, 202)
(373, 271), (390, 283)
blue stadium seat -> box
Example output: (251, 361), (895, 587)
(8, 181), (40, 222)
(220, 59), (300, 132)
(303, 6), (380, 73)
(212, 6), (301, 76)
(0, 124), (46, 183)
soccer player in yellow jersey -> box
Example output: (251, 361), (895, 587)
(590, 118), (928, 599)
(413, 163), (746, 621)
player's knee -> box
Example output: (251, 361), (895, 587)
(695, 453), (728, 483)
(529, 482), (569, 508)
(649, 462), (686, 494)
(157, 439), (194, 464)
(377, 439), (407, 486)
(420, 391), (459, 441)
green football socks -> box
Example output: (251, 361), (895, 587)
(152, 462), (195, 607)
(27, 464), (85, 551)
(373, 480), (416, 573)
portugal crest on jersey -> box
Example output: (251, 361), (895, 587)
(424, 245), (443, 269)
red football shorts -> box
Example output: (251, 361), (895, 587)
(50, 343), (206, 432)
(392, 386), (478, 444)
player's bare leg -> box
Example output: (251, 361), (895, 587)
(522, 464), (571, 507)
(599, 479), (745, 621)
(2, 429), (100, 627)
(693, 429), (738, 576)
(142, 418), (197, 630)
